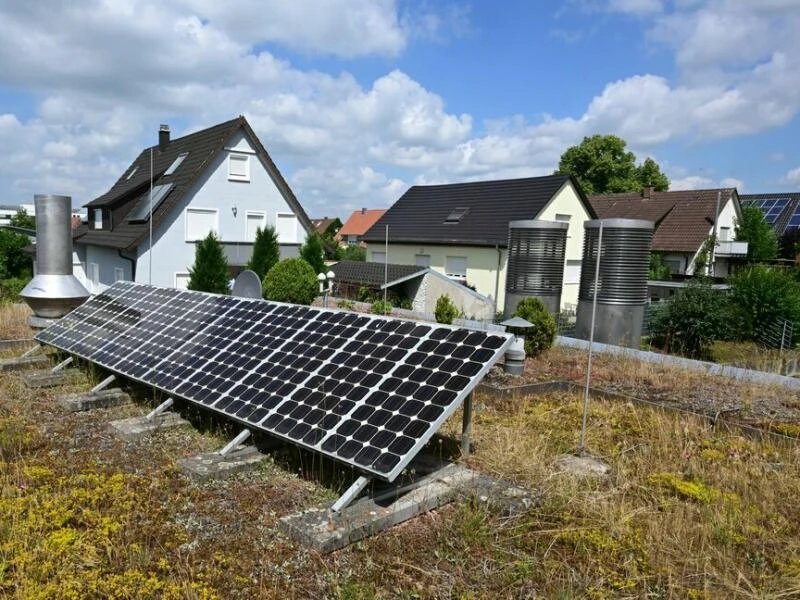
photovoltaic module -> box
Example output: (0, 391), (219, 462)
(36, 282), (513, 481)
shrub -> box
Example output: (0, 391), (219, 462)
(337, 299), (354, 310)
(299, 233), (326, 274)
(511, 297), (557, 357)
(0, 277), (29, 303)
(246, 225), (280, 280)
(357, 286), (374, 302)
(340, 245), (366, 261)
(649, 281), (730, 359)
(187, 231), (230, 294)
(728, 265), (800, 344)
(0, 229), (33, 280)
(371, 299), (392, 315)
(435, 294), (459, 324)
(262, 258), (318, 305)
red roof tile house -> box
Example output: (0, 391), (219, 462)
(339, 208), (387, 246)
(588, 187), (748, 277)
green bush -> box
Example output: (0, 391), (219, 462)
(435, 294), (459, 324)
(728, 265), (800, 344)
(0, 277), (29, 303)
(340, 245), (366, 261)
(650, 281), (730, 359)
(299, 233), (326, 274)
(246, 225), (280, 280)
(0, 229), (33, 280)
(370, 299), (392, 315)
(511, 297), (557, 357)
(337, 299), (354, 310)
(187, 231), (230, 294)
(262, 258), (318, 305)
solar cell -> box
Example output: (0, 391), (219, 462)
(746, 198), (789, 225)
(36, 282), (512, 482)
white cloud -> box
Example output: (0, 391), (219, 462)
(607, 0), (664, 16)
(781, 167), (800, 186)
(669, 174), (744, 191)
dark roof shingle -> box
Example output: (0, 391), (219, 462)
(361, 175), (593, 247)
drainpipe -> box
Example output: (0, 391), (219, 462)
(494, 244), (502, 316)
(118, 249), (136, 282)
(709, 190), (721, 276)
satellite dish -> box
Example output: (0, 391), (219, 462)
(232, 270), (262, 299)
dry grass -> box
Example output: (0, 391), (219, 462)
(0, 303), (33, 340)
(1, 304), (800, 598)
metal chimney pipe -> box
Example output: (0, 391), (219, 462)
(21, 194), (89, 319)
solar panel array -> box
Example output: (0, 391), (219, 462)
(36, 282), (512, 482)
(785, 205), (800, 233)
(745, 197), (789, 225)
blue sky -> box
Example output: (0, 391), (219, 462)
(0, 0), (798, 217)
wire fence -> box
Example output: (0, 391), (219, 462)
(758, 317), (794, 351)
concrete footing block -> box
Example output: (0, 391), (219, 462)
(0, 339), (36, 352)
(108, 412), (190, 441)
(58, 388), (132, 412)
(0, 355), (49, 372)
(22, 369), (81, 389)
(179, 445), (268, 482)
(280, 463), (476, 553)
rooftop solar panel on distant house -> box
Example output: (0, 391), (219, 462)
(746, 198), (789, 224)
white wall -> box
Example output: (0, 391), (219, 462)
(85, 245), (132, 293)
(370, 180), (593, 311)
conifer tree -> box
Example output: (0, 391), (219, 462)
(299, 232), (326, 274)
(246, 225), (280, 279)
(187, 231), (230, 294)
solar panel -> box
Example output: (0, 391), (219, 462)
(36, 283), (512, 482)
(127, 183), (174, 222)
(745, 198), (789, 225)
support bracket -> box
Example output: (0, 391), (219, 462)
(20, 344), (42, 358)
(51, 356), (73, 373)
(219, 429), (251, 456)
(145, 398), (174, 423)
(461, 391), (473, 456)
(331, 476), (370, 513)
(90, 375), (116, 394)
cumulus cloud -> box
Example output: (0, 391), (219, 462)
(781, 167), (800, 186)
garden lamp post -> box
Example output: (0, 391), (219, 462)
(317, 270), (335, 308)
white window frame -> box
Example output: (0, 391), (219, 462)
(245, 210), (267, 242)
(276, 212), (298, 244)
(372, 251), (386, 263)
(564, 259), (581, 285)
(114, 267), (125, 282)
(228, 153), (250, 182)
(94, 208), (103, 230)
(185, 207), (219, 242)
(555, 213), (571, 222)
(445, 256), (467, 280)
(88, 262), (99, 292)
(175, 272), (190, 290)
(415, 254), (431, 268)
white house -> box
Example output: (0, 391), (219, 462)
(360, 175), (597, 312)
(589, 187), (748, 277)
(74, 116), (313, 293)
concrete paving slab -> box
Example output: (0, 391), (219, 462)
(58, 388), (132, 412)
(0, 355), (49, 372)
(22, 369), (81, 389)
(108, 411), (190, 441)
(179, 445), (268, 482)
(0, 338), (36, 352)
(553, 453), (612, 479)
(280, 463), (476, 553)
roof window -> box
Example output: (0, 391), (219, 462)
(164, 152), (188, 176)
(444, 207), (470, 224)
(127, 183), (175, 222)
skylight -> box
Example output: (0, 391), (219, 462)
(127, 183), (175, 222)
(444, 207), (470, 224)
(164, 152), (188, 176)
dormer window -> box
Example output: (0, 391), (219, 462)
(94, 208), (103, 230)
(164, 152), (188, 176)
(228, 153), (250, 182)
(444, 207), (470, 224)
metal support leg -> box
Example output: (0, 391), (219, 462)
(145, 398), (174, 423)
(219, 429), (251, 456)
(461, 392), (473, 457)
(51, 356), (73, 373)
(90, 375), (116, 394)
(21, 344), (42, 358)
(331, 476), (370, 512)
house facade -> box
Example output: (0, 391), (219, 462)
(74, 117), (312, 293)
(589, 187), (747, 277)
(339, 208), (387, 246)
(361, 175), (596, 312)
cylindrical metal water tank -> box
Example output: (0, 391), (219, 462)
(575, 219), (654, 348)
(21, 194), (89, 318)
(504, 220), (568, 317)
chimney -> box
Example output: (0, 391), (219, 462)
(158, 124), (170, 151)
(361, 207), (366, 214)
(642, 186), (654, 199)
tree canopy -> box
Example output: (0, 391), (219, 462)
(735, 205), (778, 261)
(10, 208), (35, 229)
(187, 231), (230, 294)
(246, 225), (280, 280)
(555, 135), (669, 195)
(299, 232), (326, 274)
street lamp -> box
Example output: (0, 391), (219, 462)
(317, 270), (335, 308)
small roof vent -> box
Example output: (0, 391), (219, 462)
(444, 207), (470, 224)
